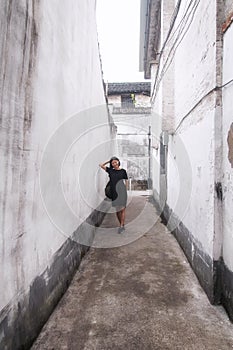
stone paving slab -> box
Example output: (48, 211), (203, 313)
(31, 196), (233, 350)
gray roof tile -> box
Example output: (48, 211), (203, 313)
(107, 82), (151, 95)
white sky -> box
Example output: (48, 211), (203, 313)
(96, 0), (146, 82)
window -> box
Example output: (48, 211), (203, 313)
(121, 94), (134, 108)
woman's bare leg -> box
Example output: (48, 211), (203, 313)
(116, 210), (121, 224)
(116, 207), (126, 233)
(120, 208), (126, 227)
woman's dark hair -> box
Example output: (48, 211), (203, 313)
(110, 156), (120, 168)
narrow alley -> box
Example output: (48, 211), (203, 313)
(1, 0), (233, 349)
(31, 196), (233, 350)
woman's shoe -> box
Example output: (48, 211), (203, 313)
(118, 226), (125, 234)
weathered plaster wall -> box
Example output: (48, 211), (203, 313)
(150, 0), (175, 203)
(167, 111), (215, 256)
(222, 23), (233, 271)
(0, 0), (114, 348)
(151, 69), (162, 201)
(135, 94), (151, 107)
(161, 0), (175, 132)
(150, 0), (224, 303)
(221, 19), (233, 319)
(148, 0), (233, 315)
(174, 0), (217, 126)
(167, 0), (218, 256)
(108, 95), (121, 106)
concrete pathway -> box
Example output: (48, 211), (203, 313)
(31, 196), (233, 350)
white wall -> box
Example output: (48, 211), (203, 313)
(148, 0), (233, 310)
(169, 0), (218, 258)
(174, 0), (217, 124)
(150, 0), (175, 201)
(135, 94), (151, 107)
(151, 0), (219, 257)
(151, 63), (163, 199)
(108, 95), (121, 106)
(167, 111), (215, 256)
(0, 0), (114, 313)
(222, 23), (233, 271)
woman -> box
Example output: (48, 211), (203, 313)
(99, 157), (128, 233)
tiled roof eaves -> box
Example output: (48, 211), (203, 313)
(107, 82), (151, 95)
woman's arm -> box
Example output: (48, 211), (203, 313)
(99, 160), (109, 171)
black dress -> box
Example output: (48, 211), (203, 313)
(106, 167), (128, 207)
